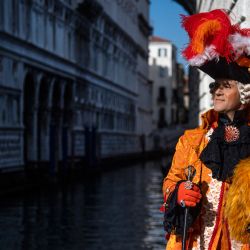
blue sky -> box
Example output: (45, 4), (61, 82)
(150, 0), (189, 67)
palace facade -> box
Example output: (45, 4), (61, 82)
(0, 0), (152, 172)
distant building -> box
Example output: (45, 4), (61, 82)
(0, 0), (152, 173)
(176, 63), (189, 124)
(149, 36), (178, 129)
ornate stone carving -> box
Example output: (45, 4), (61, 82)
(0, 131), (22, 168)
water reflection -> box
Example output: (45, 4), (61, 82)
(0, 161), (166, 250)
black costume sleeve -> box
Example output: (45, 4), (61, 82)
(163, 180), (202, 236)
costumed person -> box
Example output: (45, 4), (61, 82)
(161, 9), (250, 250)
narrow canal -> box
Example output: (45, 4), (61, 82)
(0, 160), (167, 250)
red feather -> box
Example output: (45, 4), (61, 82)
(181, 9), (235, 62)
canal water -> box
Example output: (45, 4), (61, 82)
(0, 161), (167, 250)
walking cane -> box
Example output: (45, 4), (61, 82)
(182, 165), (196, 250)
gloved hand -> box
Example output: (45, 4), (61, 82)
(177, 182), (202, 207)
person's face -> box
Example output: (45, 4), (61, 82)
(212, 79), (241, 113)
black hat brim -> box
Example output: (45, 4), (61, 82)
(198, 57), (250, 84)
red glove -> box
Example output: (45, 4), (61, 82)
(177, 182), (202, 207)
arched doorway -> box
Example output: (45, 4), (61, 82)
(49, 80), (61, 175)
(37, 76), (50, 168)
(62, 82), (73, 173)
(23, 73), (36, 169)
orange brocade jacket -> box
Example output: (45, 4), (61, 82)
(162, 109), (250, 250)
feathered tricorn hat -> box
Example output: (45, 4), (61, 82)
(181, 9), (250, 84)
